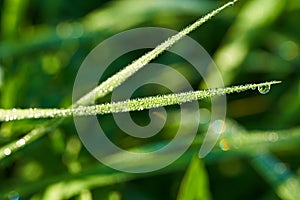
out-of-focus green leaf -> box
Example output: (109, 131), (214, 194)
(1, 0), (28, 39)
(211, 0), (286, 84)
(177, 156), (211, 200)
(0, 0), (217, 59)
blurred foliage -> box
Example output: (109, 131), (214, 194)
(177, 156), (212, 200)
(0, 0), (299, 200)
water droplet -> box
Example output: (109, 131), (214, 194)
(229, 2), (234, 6)
(229, 0), (238, 6)
(251, 85), (256, 90)
(258, 84), (271, 94)
(4, 148), (11, 156)
(16, 139), (26, 147)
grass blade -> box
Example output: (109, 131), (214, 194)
(0, 81), (280, 122)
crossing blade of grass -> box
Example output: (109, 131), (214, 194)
(0, 0), (238, 161)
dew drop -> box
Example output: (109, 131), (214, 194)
(16, 139), (26, 147)
(4, 148), (11, 156)
(228, 0), (237, 7)
(258, 84), (271, 94)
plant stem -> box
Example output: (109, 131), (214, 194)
(0, 81), (281, 121)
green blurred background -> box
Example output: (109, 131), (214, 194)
(0, 0), (299, 199)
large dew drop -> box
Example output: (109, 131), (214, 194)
(258, 84), (271, 94)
